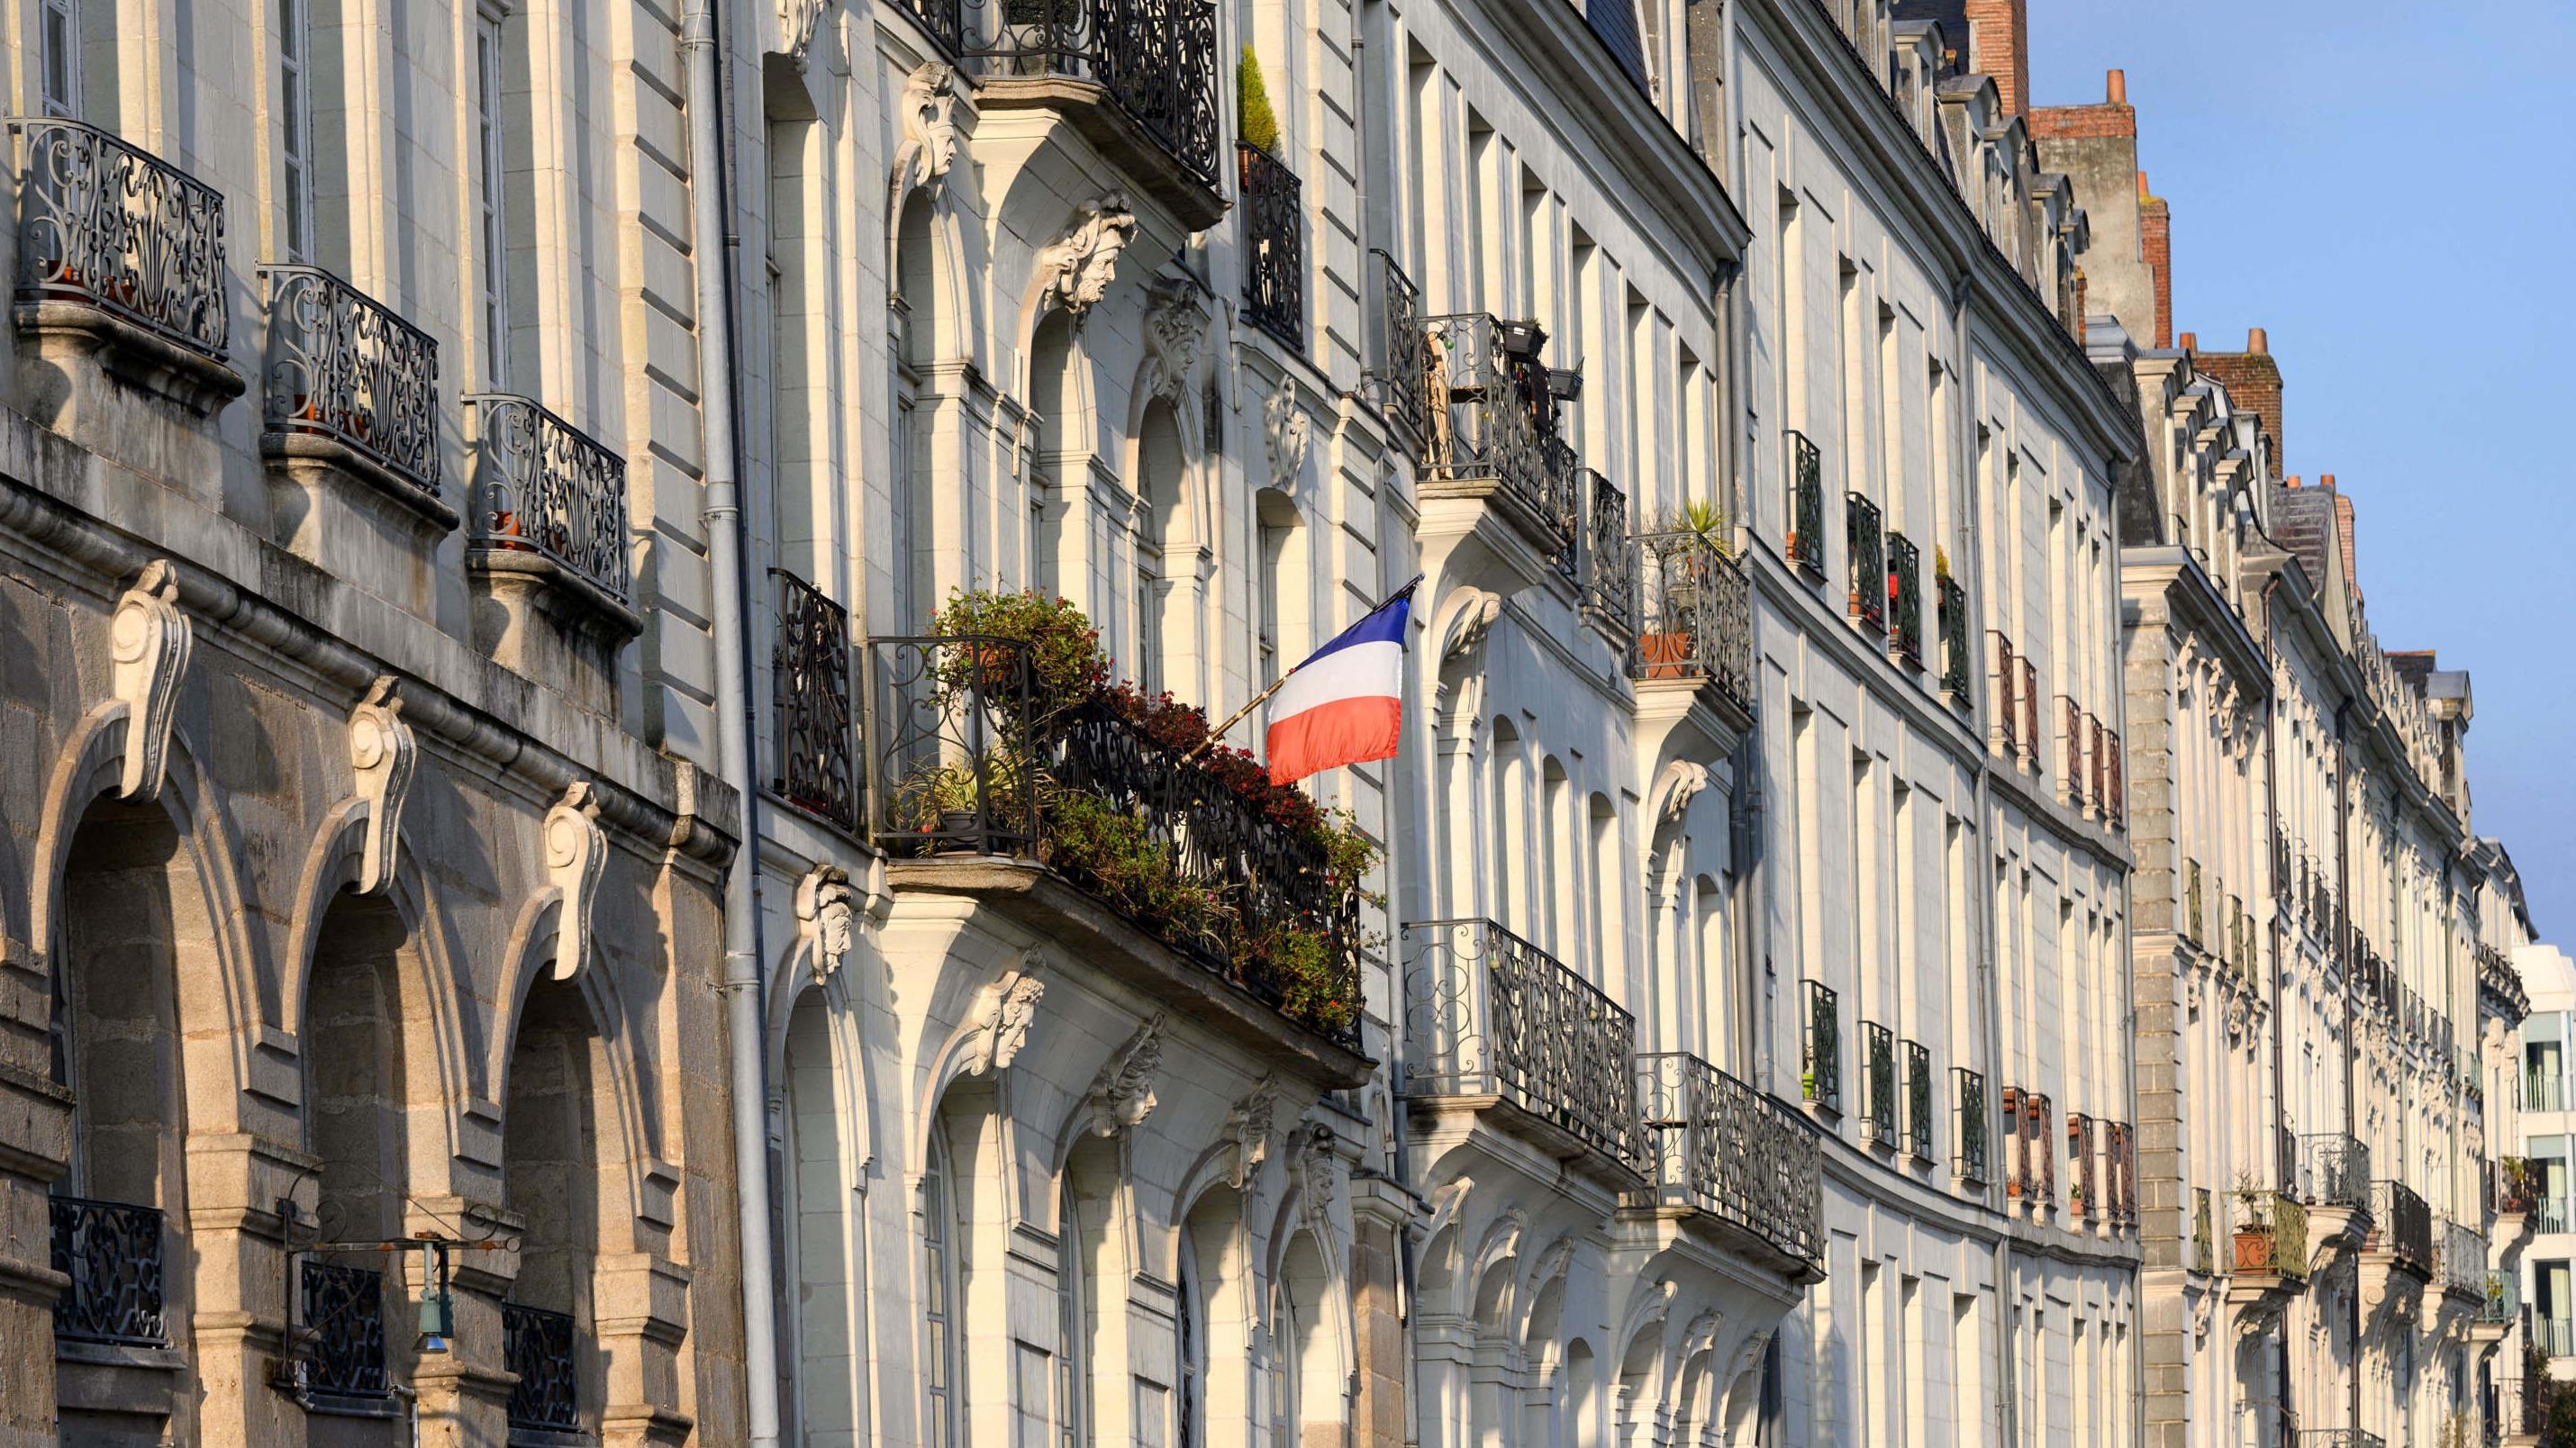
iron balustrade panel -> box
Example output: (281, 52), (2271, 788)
(1371, 249), (1431, 453)
(1953, 1067), (1987, 1182)
(2018, 659), (2039, 767)
(2068, 1113), (2098, 1221)
(2371, 1179), (2432, 1271)
(960, 0), (1222, 185)
(1237, 142), (1304, 349)
(1402, 919), (1642, 1171)
(1845, 493), (1885, 632)
(464, 394), (631, 604)
(300, 1259), (390, 1398)
(2059, 697), (2083, 806)
(2088, 715), (2109, 813)
(2297, 1434), (2388, 1448)
(2187, 861), (2206, 948)
(1785, 431), (1824, 575)
(773, 572), (859, 831)
(886, 0), (966, 50)
(866, 635), (1040, 855)
(2437, 1219), (2484, 1297)
(1801, 980), (1840, 1112)
(1901, 1039), (1933, 1157)
(1989, 633), (2019, 753)
(2104, 728), (2124, 828)
(1937, 574), (1970, 698)
(1542, 438), (1583, 584)
(2299, 1133), (2371, 1206)
(2481, 1271), (2521, 1324)
(1860, 1020), (1895, 1143)
(260, 265), (441, 499)
(1579, 472), (1636, 638)
(9, 116), (229, 361)
(503, 1302), (580, 1433)
(1886, 531), (1922, 665)
(1636, 1053), (1824, 1264)
(1628, 530), (1754, 714)
(1420, 312), (1575, 559)
(50, 1195), (167, 1346)
(2236, 1190), (2309, 1278)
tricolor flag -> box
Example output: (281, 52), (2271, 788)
(1264, 580), (1420, 785)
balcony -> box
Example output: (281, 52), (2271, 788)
(1937, 573), (1972, 702)
(1991, 632), (2021, 756)
(958, 0), (1225, 226)
(2527, 1072), (2571, 1114)
(2298, 1132), (2372, 1208)
(1577, 472), (1635, 637)
(1236, 141), (1303, 350)
(2018, 659), (2039, 769)
(259, 264), (447, 527)
(2474, 1272), (2517, 1344)
(2297, 1434), (2386, 1448)
(1627, 529), (1755, 727)
(503, 1302), (580, 1435)
(1846, 493), (1885, 633)
(7, 116), (240, 411)
(1902, 1039), (1933, 1159)
(1403, 919), (1645, 1178)
(1785, 430), (1824, 575)
(1419, 312), (1580, 568)
(2366, 1179), (2432, 1279)
(2003, 1087), (2054, 1210)
(2069, 1113), (2099, 1223)
(1370, 249), (1431, 456)
(1800, 981), (1840, 1114)
(1886, 531), (1922, 667)
(2497, 1155), (2540, 1222)
(2186, 860), (2206, 950)
(2435, 1218), (2485, 1302)
(1860, 1020), (1895, 1145)
(2230, 1190), (2309, 1284)
(50, 1195), (168, 1348)
(1635, 1053), (1824, 1272)
(869, 633), (1372, 1063)
(2101, 726), (2124, 829)
(298, 1259), (389, 1400)
(2495, 1377), (2553, 1443)
(2057, 696), (2085, 811)
(463, 393), (639, 639)
(772, 571), (859, 832)
(1954, 1067), (1988, 1184)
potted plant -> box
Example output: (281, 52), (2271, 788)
(1636, 502), (1727, 678)
(2233, 1173), (2274, 1272)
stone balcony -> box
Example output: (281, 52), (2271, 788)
(2226, 1190), (2309, 1322)
(1626, 529), (1756, 757)
(949, 0), (1228, 230)
(1400, 918), (1646, 1190)
(7, 115), (242, 414)
(2294, 1131), (2374, 1269)
(1632, 1053), (1824, 1281)
(862, 633), (1374, 1086)
(1412, 311), (1583, 596)
(2359, 1179), (2433, 1319)
(462, 393), (639, 707)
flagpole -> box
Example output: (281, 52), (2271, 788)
(1178, 574), (1422, 764)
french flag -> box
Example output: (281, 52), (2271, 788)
(1264, 581), (1420, 785)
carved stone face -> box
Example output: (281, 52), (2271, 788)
(1071, 222), (1132, 309)
(818, 896), (855, 963)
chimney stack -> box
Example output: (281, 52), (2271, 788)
(2106, 68), (2127, 104)
(2248, 327), (2269, 354)
(1964, 0), (2031, 119)
(2321, 473), (2337, 489)
(2179, 331), (2197, 352)
(2286, 475), (2303, 489)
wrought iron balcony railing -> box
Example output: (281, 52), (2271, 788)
(503, 1302), (580, 1434)
(2495, 1378), (2552, 1440)
(883, 0), (966, 51)
(1846, 493), (1885, 633)
(259, 265), (441, 502)
(1236, 141), (1303, 349)
(2480, 1272), (2520, 1325)
(1578, 471), (1635, 638)
(2058, 696), (2085, 810)
(2298, 1132), (2371, 1208)
(773, 571), (859, 831)
(2370, 1180), (2432, 1273)
(2191, 1187), (2215, 1274)
(299, 1259), (390, 1398)
(1801, 980), (1840, 1113)
(1902, 1038), (1933, 1158)
(869, 636), (1366, 1045)
(1886, 531), (1922, 666)
(957, 0), (1223, 186)
(2526, 1072), (2571, 1113)
(2102, 726), (2124, 828)
(2296, 1433), (2386, 1448)
(9, 116), (230, 362)
(2018, 658), (2039, 767)
(1420, 312), (1577, 559)
(2003, 1087), (2054, 1208)
(2087, 715), (2109, 818)
(2437, 1219), (2485, 1298)
(2069, 1112), (2099, 1221)
(1636, 1053), (1823, 1264)
(2496, 1155), (2539, 1216)
(2542, 1317), (2576, 1359)
(2186, 860), (2206, 948)
(1371, 249), (1431, 455)
(1403, 919), (1644, 1172)
(1861, 1020), (1896, 1145)
(1627, 530), (1754, 717)
(1937, 572), (1971, 700)
(2235, 1190), (2309, 1279)
(50, 1194), (167, 1347)
(463, 394), (631, 606)
(1991, 632), (2020, 755)
(1954, 1067), (1987, 1183)
(1786, 430), (1824, 575)
(2537, 1196), (2571, 1235)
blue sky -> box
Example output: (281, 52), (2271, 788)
(2029, 3), (2576, 940)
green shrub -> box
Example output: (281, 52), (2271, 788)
(1238, 48), (1282, 155)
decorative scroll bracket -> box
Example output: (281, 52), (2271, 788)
(347, 676), (416, 895)
(543, 782), (607, 982)
(109, 560), (193, 802)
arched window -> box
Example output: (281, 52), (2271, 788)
(893, 194), (939, 633)
(1058, 1178), (1088, 1448)
(1267, 1278), (1296, 1448)
(921, 1128), (959, 1448)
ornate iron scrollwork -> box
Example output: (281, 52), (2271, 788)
(1636, 1052), (1823, 1265)
(261, 264), (441, 499)
(9, 117), (229, 360)
(959, 0), (1222, 185)
(773, 571), (858, 830)
(464, 393), (631, 605)
(1238, 141), (1304, 350)
(503, 1302), (581, 1433)
(50, 1194), (168, 1347)
(300, 1259), (391, 1398)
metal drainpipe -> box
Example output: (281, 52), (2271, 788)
(2335, 693), (2357, 1437)
(680, 3), (783, 1444)
(2258, 572), (2290, 1423)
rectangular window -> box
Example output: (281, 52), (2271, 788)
(40, 0), (80, 117)
(277, 0), (316, 263)
(475, 9), (511, 387)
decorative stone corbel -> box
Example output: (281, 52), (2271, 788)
(900, 63), (961, 195)
(1223, 1073), (1282, 1189)
(347, 676), (415, 895)
(795, 864), (858, 986)
(1423, 1175), (1473, 1244)
(783, 0), (826, 58)
(1034, 195), (1138, 323)
(970, 950), (1048, 1074)
(109, 560), (192, 801)
(1293, 1122), (1346, 1239)
(543, 782), (607, 982)
(1438, 588), (1505, 664)
(1653, 759), (1711, 824)
(1142, 275), (1211, 407)
(1085, 1012), (1166, 1136)
(1263, 375), (1311, 493)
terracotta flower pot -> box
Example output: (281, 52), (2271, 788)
(2234, 1229), (2273, 1272)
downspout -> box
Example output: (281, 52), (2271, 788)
(2257, 572), (2290, 1425)
(2334, 692), (2356, 1439)
(680, 4), (784, 1445)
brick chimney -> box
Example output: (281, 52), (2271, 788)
(2137, 171), (2172, 348)
(1964, 0), (2030, 120)
(2195, 327), (2285, 479)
